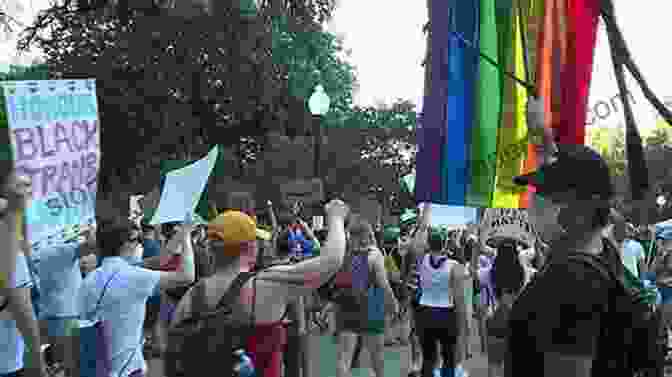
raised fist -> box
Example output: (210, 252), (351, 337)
(324, 199), (349, 219)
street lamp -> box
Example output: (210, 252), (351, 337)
(658, 195), (667, 212)
(309, 84), (331, 177)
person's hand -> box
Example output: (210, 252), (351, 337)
(0, 174), (31, 215)
(181, 212), (195, 234)
(324, 199), (349, 220)
(526, 96), (545, 143)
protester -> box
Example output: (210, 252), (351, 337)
(401, 205), (468, 377)
(653, 239), (672, 333)
(169, 199), (349, 377)
(331, 214), (398, 377)
(36, 228), (97, 377)
(398, 228), (423, 376)
(0, 172), (47, 377)
(417, 230), (467, 377)
(79, 214), (196, 377)
(506, 97), (659, 377)
(478, 239), (526, 377)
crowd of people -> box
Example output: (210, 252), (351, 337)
(0, 95), (671, 377)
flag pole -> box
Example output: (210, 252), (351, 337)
(450, 30), (537, 94)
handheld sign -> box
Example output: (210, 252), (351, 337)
(1, 79), (100, 246)
(149, 146), (218, 225)
(479, 208), (535, 248)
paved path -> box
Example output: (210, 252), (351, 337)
(146, 324), (490, 377)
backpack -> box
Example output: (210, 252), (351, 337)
(485, 296), (514, 340)
(525, 238), (664, 376)
(164, 248), (215, 302)
(317, 246), (375, 309)
(164, 272), (257, 377)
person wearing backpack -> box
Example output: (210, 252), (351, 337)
(167, 199), (349, 377)
(505, 97), (662, 377)
(326, 215), (398, 377)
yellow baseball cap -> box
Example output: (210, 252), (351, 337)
(207, 211), (271, 245)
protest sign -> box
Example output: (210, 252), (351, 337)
(479, 208), (535, 248)
(1, 80), (100, 246)
(280, 178), (324, 206)
(149, 146), (218, 225)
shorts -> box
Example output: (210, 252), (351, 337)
(44, 316), (79, 338)
(335, 287), (386, 335)
(336, 315), (385, 335)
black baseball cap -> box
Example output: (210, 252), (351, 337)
(513, 144), (613, 200)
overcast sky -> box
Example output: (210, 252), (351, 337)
(2, 0), (670, 133)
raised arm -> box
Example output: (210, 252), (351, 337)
(409, 202), (432, 258)
(527, 96), (557, 166)
(156, 215), (196, 290)
(0, 174), (30, 289)
(255, 199), (349, 297)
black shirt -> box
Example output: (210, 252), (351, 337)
(506, 252), (627, 377)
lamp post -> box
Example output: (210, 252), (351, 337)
(658, 195), (667, 214)
(309, 84), (331, 177)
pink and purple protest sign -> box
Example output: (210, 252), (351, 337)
(1, 79), (100, 246)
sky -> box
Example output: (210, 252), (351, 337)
(326, 0), (672, 134)
(3, 0), (669, 132)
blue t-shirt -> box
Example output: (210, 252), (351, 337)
(36, 242), (82, 318)
(0, 253), (34, 374)
(79, 257), (162, 377)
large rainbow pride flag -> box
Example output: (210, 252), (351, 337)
(415, 0), (600, 208)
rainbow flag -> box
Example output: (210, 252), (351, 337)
(415, 0), (600, 208)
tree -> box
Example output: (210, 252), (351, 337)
(0, 63), (51, 182)
(247, 99), (417, 218)
(646, 120), (672, 147)
(17, 0), (345, 196)
(0, 0), (24, 39)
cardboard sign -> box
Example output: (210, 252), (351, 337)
(280, 178), (324, 205)
(479, 208), (535, 248)
(2, 79), (100, 245)
(149, 146), (218, 225)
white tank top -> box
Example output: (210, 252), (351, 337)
(418, 254), (456, 308)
